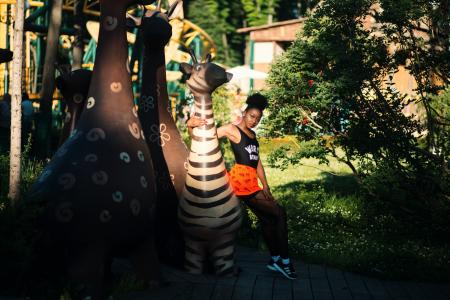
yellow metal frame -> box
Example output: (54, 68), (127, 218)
(0, 1), (44, 7)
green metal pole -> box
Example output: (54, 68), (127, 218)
(194, 36), (201, 60)
(249, 39), (255, 91)
(35, 3), (47, 93)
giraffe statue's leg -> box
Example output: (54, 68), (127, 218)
(209, 233), (237, 276)
(184, 237), (206, 274)
(129, 236), (161, 286)
(66, 242), (109, 300)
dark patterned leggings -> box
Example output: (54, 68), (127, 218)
(240, 191), (289, 258)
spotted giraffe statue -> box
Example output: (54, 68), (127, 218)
(178, 52), (242, 276)
(127, 0), (187, 267)
(55, 68), (92, 145)
(27, 0), (159, 298)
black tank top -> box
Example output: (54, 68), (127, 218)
(230, 125), (260, 169)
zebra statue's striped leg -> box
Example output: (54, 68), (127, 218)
(210, 233), (237, 276)
(184, 237), (206, 274)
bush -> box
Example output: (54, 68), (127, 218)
(0, 148), (44, 296)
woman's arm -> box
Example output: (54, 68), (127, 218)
(257, 159), (275, 201)
(217, 124), (241, 142)
(186, 118), (240, 142)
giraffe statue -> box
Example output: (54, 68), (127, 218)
(27, 0), (159, 298)
(127, 0), (187, 267)
(55, 68), (92, 145)
(178, 52), (242, 276)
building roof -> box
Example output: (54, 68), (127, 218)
(237, 18), (306, 33)
(237, 18), (306, 42)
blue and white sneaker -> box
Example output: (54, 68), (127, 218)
(273, 260), (297, 280)
(267, 258), (277, 271)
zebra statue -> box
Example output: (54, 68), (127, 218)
(178, 51), (242, 276)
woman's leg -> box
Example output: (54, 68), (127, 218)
(243, 191), (289, 258)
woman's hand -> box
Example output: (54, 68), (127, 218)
(262, 185), (275, 201)
(187, 116), (207, 128)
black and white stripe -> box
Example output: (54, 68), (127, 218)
(178, 95), (242, 275)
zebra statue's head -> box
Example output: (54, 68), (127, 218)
(180, 50), (233, 94)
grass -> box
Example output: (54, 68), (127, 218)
(0, 149), (46, 296)
(237, 137), (450, 282)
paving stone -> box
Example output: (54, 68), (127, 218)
(326, 267), (345, 280)
(211, 276), (237, 300)
(382, 280), (410, 299)
(252, 275), (274, 300)
(402, 282), (429, 300)
(351, 292), (373, 300)
(311, 277), (332, 293)
(363, 277), (389, 297)
(295, 261), (310, 278)
(189, 283), (215, 300)
(344, 273), (371, 295)
(309, 264), (327, 278)
(329, 278), (353, 300)
(416, 282), (449, 300)
(232, 272), (257, 300)
(273, 278), (293, 300)
(292, 278), (314, 300)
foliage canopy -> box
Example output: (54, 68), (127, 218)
(265, 0), (449, 212)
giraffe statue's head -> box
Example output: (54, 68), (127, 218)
(115, 0), (155, 8)
(179, 51), (233, 94)
(55, 68), (92, 107)
(0, 48), (13, 64)
(127, 0), (182, 49)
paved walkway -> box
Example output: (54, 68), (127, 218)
(118, 247), (450, 300)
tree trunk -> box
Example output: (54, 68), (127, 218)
(72, 0), (84, 70)
(9, 0), (25, 202)
(36, 0), (63, 158)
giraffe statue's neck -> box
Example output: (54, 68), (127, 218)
(80, 3), (134, 123)
(141, 46), (168, 118)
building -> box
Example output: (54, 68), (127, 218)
(237, 19), (305, 91)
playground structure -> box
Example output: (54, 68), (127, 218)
(0, 0), (217, 114)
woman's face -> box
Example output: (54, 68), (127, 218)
(242, 108), (262, 129)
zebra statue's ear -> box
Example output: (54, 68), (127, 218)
(126, 11), (143, 28)
(180, 63), (193, 76)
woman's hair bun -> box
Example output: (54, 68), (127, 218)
(246, 93), (268, 111)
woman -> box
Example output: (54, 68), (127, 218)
(187, 93), (297, 280)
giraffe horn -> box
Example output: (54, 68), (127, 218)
(156, 0), (162, 10)
(167, 0), (182, 18)
(188, 48), (198, 64)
